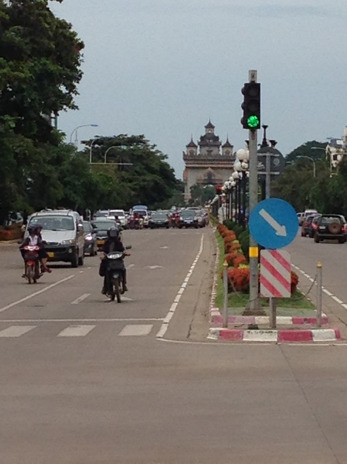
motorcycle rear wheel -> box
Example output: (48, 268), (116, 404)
(27, 265), (34, 284)
(114, 278), (121, 303)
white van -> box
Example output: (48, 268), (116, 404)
(26, 209), (85, 268)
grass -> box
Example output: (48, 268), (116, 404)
(213, 227), (316, 316)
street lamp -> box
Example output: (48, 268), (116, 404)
(234, 148), (249, 227)
(89, 136), (101, 164)
(297, 155), (316, 178)
(69, 124), (98, 146)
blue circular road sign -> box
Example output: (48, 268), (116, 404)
(249, 198), (299, 249)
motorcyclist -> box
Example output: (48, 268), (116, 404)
(19, 225), (51, 277)
(99, 226), (128, 295)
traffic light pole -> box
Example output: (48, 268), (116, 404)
(241, 69), (263, 314)
(244, 128), (263, 314)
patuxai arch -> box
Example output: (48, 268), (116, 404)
(183, 120), (235, 201)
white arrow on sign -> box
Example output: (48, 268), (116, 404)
(259, 208), (287, 236)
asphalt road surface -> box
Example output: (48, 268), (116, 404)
(1, 227), (347, 464)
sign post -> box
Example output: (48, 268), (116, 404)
(249, 198), (299, 326)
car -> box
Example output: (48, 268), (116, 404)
(313, 214), (347, 243)
(91, 219), (119, 250)
(195, 209), (208, 227)
(107, 209), (127, 229)
(307, 214), (322, 238)
(303, 209), (318, 221)
(177, 209), (199, 228)
(82, 220), (98, 256)
(297, 212), (305, 226)
(301, 214), (321, 237)
(26, 209), (85, 267)
(92, 210), (109, 220)
(148, 210), (169, 228)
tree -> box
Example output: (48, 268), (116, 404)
(81, 134), (179, 210)
(0, 0), (84, 223)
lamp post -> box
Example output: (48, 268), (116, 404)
(234, 148), (249, 227)
(104, 146), (118, 163)
(297, 155), (316, 178)
(69, 124), (98, 146)
(89, 136), (101, 165)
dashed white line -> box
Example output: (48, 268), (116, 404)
(0, 275), (75, 313)
(157, 234), (204, 339)
(71, 293), (90, 304)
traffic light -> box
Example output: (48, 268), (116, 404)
(241, 82), (261, 130)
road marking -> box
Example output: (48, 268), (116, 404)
(157, 234), (204, 339)
(0, 325), (36, 337)
(0, 318), (163, 323)
(71, 293), (90, 304)
(57, 325), (96, 337)
(119, 324), (153, 336)
(0, 275), (75, 313)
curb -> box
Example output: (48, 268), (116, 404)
(210, 312), (329, 326)
(208, 327), (341, 343)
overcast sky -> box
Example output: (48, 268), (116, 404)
(50, 0), (347, 179)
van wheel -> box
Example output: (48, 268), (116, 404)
(71, 252), (78, 268)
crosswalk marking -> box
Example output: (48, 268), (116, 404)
(0, 324), (155, 338)
(57, 325), (96, 337)
(0, 326), (36, 337)
(119, 324), (153, 336)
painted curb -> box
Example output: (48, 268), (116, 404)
(208, 327), (341, 343)
(210, 313), (329, 326)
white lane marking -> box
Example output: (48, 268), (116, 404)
(57, 325), (96, 337)
(147, 265), (163, 269)
(71, 293), (90, 304)
(0, 275), (75, 314)
(157, 234), (204, 339)
(0, 326), (36, 337)
(0, 318), (163, 323)
(119, 324), (153, 336)
(295, 264), (347, 313)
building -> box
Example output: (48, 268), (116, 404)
(183, 121), (235, 201)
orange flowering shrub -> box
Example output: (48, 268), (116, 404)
(218, 222), (299, 295)
(227, 268), (250, 292)
(225, 251), (247, 267)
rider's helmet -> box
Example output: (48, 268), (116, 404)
(107, 226), (119, 239)
(34, 223), (43, 233)
(27, 225), (36, 234)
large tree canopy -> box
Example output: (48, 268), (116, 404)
(0, 0), (84, 223)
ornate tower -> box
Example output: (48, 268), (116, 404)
(183, 121), (235, 201)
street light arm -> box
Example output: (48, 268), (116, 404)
(297, 155), (316, 178)
(69, 124), (98, 144)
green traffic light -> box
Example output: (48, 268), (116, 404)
(247, 115), (260, 129)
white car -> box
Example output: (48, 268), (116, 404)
(107, 209), (127, 228)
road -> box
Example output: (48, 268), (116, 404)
(1, 228), (347, 463)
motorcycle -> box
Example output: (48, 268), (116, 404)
(104, 246), (131, 302)
(22, 244), (41, 284)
